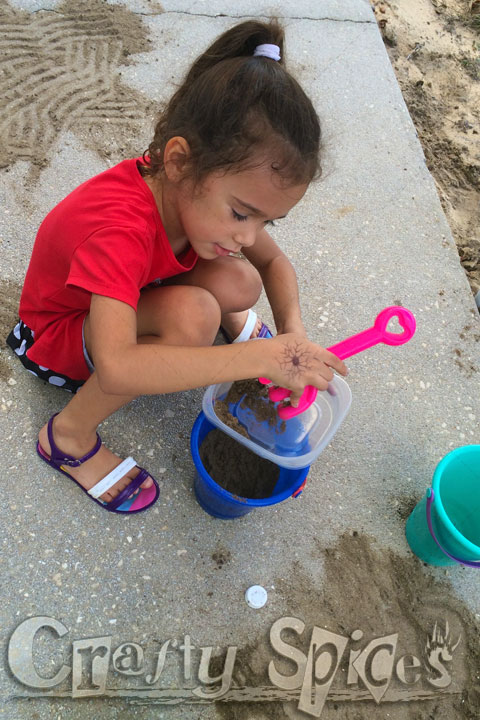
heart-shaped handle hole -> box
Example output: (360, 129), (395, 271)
(387, 316), (404, 334)
(375, 306), (416, 345)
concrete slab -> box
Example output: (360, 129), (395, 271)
(1, 1), (479, 718)
(156, 0), (374, 21)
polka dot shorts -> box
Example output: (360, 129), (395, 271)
(6, 320), (86, 393)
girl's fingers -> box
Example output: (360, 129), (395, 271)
(288, 394), (300, 408)
(327, 382), (337, 396)
(323, 350), (349, 377)
(270, 335), (349, 396)
(288, 372), (332, 407)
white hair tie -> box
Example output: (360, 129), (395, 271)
(253, 44), (281, 62)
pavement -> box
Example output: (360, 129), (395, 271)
(0, 1), (479, 719)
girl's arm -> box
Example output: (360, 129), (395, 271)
(242, 229), (306, 335)
(88, 294), (347, 401)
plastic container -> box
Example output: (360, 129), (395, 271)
(191, 412), (309, 519)
(202, 375), (352, 470)
(405, 445), (480, 566)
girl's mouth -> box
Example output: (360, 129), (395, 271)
(214, 243), (232, 256)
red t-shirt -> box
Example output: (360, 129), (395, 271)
(19, 158), (198, 380)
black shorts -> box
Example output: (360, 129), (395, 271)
(6, 320), (86, 394)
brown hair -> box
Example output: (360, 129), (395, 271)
(143, 19), (321, 186)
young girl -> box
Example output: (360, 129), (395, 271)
(6, 19), (348, 514)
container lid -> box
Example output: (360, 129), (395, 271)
(202, 375), (352, 469)
(245, 585), (268, 609)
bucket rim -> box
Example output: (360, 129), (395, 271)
(191, 411), (309, 508)
(431, 444), (480, 555)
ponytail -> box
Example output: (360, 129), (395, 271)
(143, 19), (321, 186)
(180, 19), (285, 85)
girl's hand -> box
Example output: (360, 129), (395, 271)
(264, 333), (348, 407)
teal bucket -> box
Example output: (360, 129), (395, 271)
(405, 445), (480, 566)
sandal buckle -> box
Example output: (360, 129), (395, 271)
(64, 458), (82, 467)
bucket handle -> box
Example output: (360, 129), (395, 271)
(426, 488), (480, 568)
(292, 477), (308, 498)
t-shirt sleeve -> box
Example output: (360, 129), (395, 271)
(66, 226), (151, 309)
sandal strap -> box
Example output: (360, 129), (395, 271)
(233, 309), (257, 343)
(105, 468), (150, 511)
(257, 321), (273, 339)
(88, 456), (137, 499)
(47, 413), (102, 468)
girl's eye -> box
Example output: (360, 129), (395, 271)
(232, 209), (248, 222)
(265, 220), (276, 227)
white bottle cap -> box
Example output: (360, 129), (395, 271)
(245, 585), (268, 609)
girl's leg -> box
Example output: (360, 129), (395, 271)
(164, 256), (264, 339)
(38, 285), (221, 503)
(38, 373), (148, 503)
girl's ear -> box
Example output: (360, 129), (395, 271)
(163, 136), (191, 182)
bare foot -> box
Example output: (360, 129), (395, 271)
(221, 310), (263, 341)
(38, 416), (153, 504)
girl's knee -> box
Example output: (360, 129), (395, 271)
(166, 256), (262, 313)
(235, 259), (263, 303)
(216, 257), (262, 311)
(138, 285), (221, 345)
(183, 286), (222, 342)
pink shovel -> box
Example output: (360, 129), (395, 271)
(259, 306), (416, 420)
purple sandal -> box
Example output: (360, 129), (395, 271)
(220, 308), (272, 343)
(37, 414), (160, 514)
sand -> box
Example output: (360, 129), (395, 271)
(213, 532), (480, 719)
(371, 0), (480, 296)
(0, 0), (156, 179)
(199, 428), (280, 500)
(214, 379), (287, 438)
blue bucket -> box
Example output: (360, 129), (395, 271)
(190, 412), (309, 519)
(405, 445), (480, 567)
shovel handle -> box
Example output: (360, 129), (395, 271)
(260, 306), (416, 419)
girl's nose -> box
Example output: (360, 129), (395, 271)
(234, 227), (256, 248)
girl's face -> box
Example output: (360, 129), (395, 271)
(176, 165), (308, 259)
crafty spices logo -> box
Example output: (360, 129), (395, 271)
(8, 616), (461, 717)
